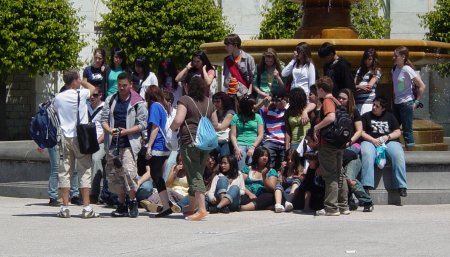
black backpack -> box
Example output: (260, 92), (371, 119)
(320, 100), (354, 149)
(29, 100), (60, 149)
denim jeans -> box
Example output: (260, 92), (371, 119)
(360, 141), (407, 189)
(47, 146), (79, 199)
(237, 145), (252, 171)
(212, 176), (241, 211)
(216, 142), (231, 157)
(345, 158), (362, 181)
(90, 143), (106, 199)
(163, 151), (178, 181)
(136, 180), (154, 202)
(263, 140), (285, 170)
(349, 179), (372, 205)
(394, 100), (415, 145)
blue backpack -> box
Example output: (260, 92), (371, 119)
(185, 97), (218, 151)
(29, 100), (59, 149)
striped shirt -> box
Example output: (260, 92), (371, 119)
(260, 106), (286, 145)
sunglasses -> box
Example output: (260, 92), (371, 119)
(91, 93), (99, 97)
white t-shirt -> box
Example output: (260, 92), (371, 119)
(88, 101), (105, 140)
(392, 65), (417, 104)
(54, 88), (90, 138)
(139, 72), (159, 100)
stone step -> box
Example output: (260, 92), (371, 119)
(0, 181), (47, 199)
(405, 143), (448, 151)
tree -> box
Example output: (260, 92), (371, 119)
(97, 0), (231, 68)
(0, 0), (85, 140)
(351, 0), (391, 39)
(258, 0), (390, 40)
(419, 0), (450, 77)
(257, 0), (302, 39)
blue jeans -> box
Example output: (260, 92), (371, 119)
(350, 179), (372, 205)
(263, 140), (285, 170)
(237, 145), (252, 171)
(394, 100), (415, 145)
(360, 141), (407, 189)
(163, 151), (178, 181)
(216, 142), (231, 157)
(345, 158), (362, 180)
(211, 176), (241, 211)
(47, 146), (79, 199)
(136, 181), (154, 202)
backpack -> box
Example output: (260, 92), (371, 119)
(29, 100), (60, 149)
(156, 103), (179, 151)
(185, 96), (218, 151)
(320, 99), (354, 149)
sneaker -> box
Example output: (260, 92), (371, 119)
(398, 188), (408, 197)
(81, 209), (100, 219)
(208, 205), (219, 214)
(340, 210), (351, 215)
(315, 209), (340, 216)
(284, 201), (294, 212)
(70, 196), (82, 206)
(363, 204), (374, 212)
(274, 204), (285, 213)
(140, 200), (163, 213)
(111, 204), (128, 217)
(56, 209), (70, 218)
(169, 201), (181, 213)
(186, 211), (208, 221)
(219, 206), (230, 214)
(128, 200), (139, 218)
(49, 198), (60, 207)
(154, 208), (173, 218)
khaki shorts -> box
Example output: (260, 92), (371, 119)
(58, 136), (92, 188)
(105, 148), (138, 194)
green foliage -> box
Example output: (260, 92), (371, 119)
(419, 0), (450, 77)
(0, 0), (85, 77)
(257, 0), (302, 39)
(258, 0), (390, 40)
(97, 0), (231, 68)
(350, 0), (391, 39)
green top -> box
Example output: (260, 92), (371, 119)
(231, 113), (263, 146)
(107, 68), (123, 96)
(253, 68), (283, 94)
(287, 115), (310, 144)
(241, 166), (278, 196)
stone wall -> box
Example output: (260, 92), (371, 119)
(5, 72), (35, 140)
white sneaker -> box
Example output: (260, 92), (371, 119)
(274, 204), (285, 213)
(284, 201), (294, 212)
(315, 209), (340, 216)
(340, 210), (351, 215)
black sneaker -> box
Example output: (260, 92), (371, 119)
(70, 196), (83, 206)
(128, 200), (139, 218)
(208, 205), (219, 214)
(111, 204), (128, 217)
(363, 203), (374, 212)
(219, 206), (230, 214)
(49, 198), (60, 207)
(398, 188), (407, 197)
(154, 208), (173, 218)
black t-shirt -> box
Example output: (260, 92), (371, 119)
(361, 111), (400, 142)
(323, 57), (355, 97)
(83, 65), (104, 87)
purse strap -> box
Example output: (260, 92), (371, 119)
(76, 90), (81, 126)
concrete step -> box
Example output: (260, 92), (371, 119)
(0, 181), (47, 199)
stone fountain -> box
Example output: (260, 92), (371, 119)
(201, 0), (450, 151)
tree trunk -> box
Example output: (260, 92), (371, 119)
(0, 75), (10, 140)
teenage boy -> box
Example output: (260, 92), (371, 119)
(313, 77), (349, 216)
(318, 42), (355, 97)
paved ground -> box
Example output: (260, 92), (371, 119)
(1, 196), (450, 257)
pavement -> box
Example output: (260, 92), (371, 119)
(1, 196), (450, 257)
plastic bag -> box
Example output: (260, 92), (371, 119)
(375, 143), (387, 169)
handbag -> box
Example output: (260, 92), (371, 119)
(76, 90), (100, 154)
(216, 127), (230, 143)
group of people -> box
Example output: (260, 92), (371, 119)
(41, 33), (426, 220)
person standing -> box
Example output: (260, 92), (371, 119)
(313, 77), (350, 216)
(132, 55), (158, 99)
(392, 46), (426, 148)
(101, 72), (148, 218)
(52, 70), (98, 218)
(318, 42), (355, 97)
(83, 48), (107, 89)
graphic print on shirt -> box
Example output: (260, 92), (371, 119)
(371, 120), (390, 134)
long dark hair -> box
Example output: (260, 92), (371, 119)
(93, 48), (106, 67)
(286, 87), (307, 117)
(256, 48), (282, 86)
(157, 58), (178, 90)
(110, 47), (127, 70)
(284, 149), (304, 178)
(238, 97), (256, 123)
(212, 92), (235, 112)
(133, 56), (150, 81)
(219, 155), (240, 180)
(356, 48), (380, 84)
(338, 88), (356, 119)
(295, 42), (312, 68)
(250, 146), (271, 170)
(190, 50), (214, 73)
(186, 76), (205, 102)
